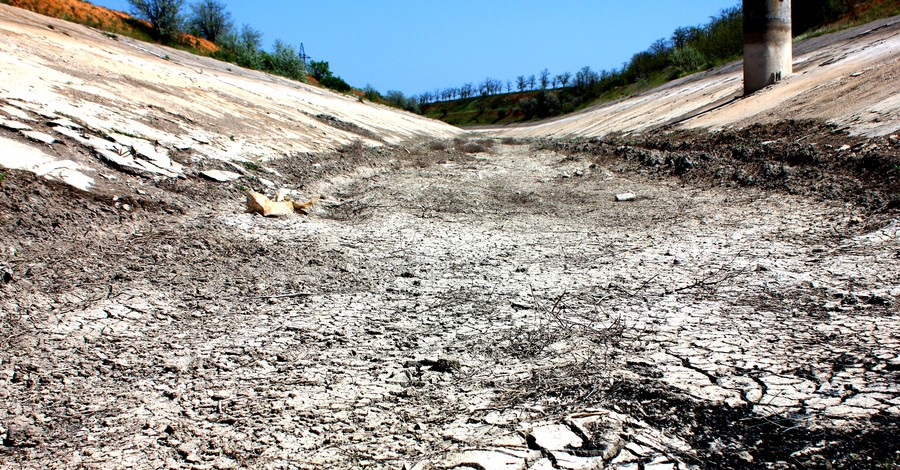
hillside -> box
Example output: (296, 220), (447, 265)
(0, 0), (218, 52)
(425, 0), (900, 127)
(0, 3), (460, 192)
(480, 15), (900, 139)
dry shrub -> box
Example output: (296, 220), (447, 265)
(428, 141), (448, 151)
(454, 138), (496, 154)
(339, 139), (366, 158)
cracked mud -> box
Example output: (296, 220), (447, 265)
(1, 131), (899, 469)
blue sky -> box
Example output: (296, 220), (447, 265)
(89, 0), (739, 96)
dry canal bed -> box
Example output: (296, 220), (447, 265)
(1, 131), (899, 469)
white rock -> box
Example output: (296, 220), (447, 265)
(48, 118), (82, 130)
(200, 170), (242, 182)
(615, 192), (636, 202)
(528, 424), (583, 451)
(440, 450), (528, 470)
(549, 450), (603, 469)
(0, 119), (32, 131)
(0, 136), (93, 190)
(20, 131), (56, 145)
(1, 105), (36, 121)
(529, 459), (556, 470)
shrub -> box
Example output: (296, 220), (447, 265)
(670, 46), (706, 75)
(127, 0), (184, 40)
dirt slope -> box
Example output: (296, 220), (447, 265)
(481, 16), (900, 140)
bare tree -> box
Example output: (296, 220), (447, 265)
(539, 68), (550, 89)
(516, 75), (527, 92)
(480, 78), (492, 96)
(460, 83), (474, 99)
(128, 0), (185, 39)
(527, 75), (536, 90)
(187, 0), (233, 44)
(556, 71), (572, 88)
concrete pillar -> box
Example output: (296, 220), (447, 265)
(743, 0), (792, 95)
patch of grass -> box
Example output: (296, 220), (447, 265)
(242, 161), (260, 172)
(110, 128), (138, 139)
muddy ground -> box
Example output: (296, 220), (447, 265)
(1, 122), (899, 469)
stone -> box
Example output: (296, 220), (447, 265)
(1, 105), (36, 121)
(3, 419), (43, 447)
(48, 118), (82, 130)
(21, 130), (56, 145)
(421, 357), (461, 373)
(549, 450), (604, 469)
(615, 192), (636, 202)
(568, 414), (625, 460)
(529, 459), (556, 470)
(440, 450), (528, 470)
(0, 119), (32, 131)
(107, 133), (183, 174)
(0, 136), (94, 190)
(527, 424), (584, 451)
(246, 191), (295, 217)
(200, 170), (243, 182)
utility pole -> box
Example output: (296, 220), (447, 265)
(743, 0), (792, 95)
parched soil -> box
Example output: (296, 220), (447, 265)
(1, 123), (898, 469)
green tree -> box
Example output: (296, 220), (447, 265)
(127, 0), (185, 40)
(309, 60), (332, 81)
(187, 0), (232, 44)
(669, 46), (705, 75)
(268, 40), (306, 81)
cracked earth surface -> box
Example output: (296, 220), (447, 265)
(1, 138), (899, 469)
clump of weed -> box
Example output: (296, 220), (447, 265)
(454, 138), (495, 154)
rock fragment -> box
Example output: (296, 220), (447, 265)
(0, 119), (32, 131)
(615, 192), (636, 202)
(48, 118), (82, 130)
(199, 169), (242, 182)
(439, 450), (531, 470)
(527, 424), (584, 451)
(20, 130), (56, 145)
(246, 191), (317, 217)
(1, 105), (36, 121)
